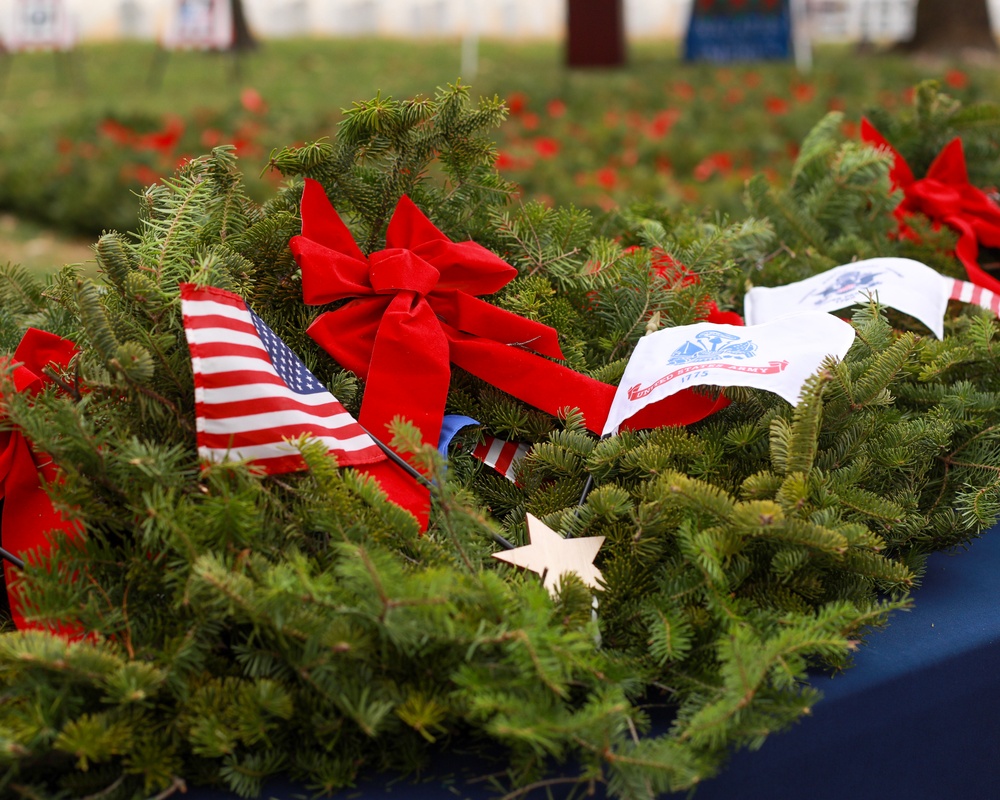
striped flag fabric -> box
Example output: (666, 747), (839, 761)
(180, 283), (385, 474)
(950, 279), (1000, 315)
(472, 434), (530, 482)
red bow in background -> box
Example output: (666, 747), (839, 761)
(640, 246), (745, 326)
(1, 328), (78, 630)
(862, 119), (1000, 294)
(291, 181), (728, 525)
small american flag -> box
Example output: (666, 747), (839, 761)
(472, 435), (530, 482)
(180, 283), (384, 474)
(950, 279), (1000, 315)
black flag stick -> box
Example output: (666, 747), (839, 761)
(1, 546), (24, 569)
(361, 425), (432, 488)
(574, 433), (613, 518)
(360, 426), (515, 551)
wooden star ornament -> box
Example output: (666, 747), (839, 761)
(492, 513), (605, 596)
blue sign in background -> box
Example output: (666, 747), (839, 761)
(684, 0), (793, 62)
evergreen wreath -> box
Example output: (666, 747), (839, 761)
(2, 81), (1000, 799)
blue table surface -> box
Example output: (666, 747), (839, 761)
(188, 528), (1000, 800)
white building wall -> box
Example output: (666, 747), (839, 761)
(4, 1), (1000, 43)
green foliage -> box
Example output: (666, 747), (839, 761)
(3, 81), (1000, 800)
(269, 83), (514, 252)
(5, 42), (1000, 238)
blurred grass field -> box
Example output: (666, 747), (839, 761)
(0, 37), (995, 274)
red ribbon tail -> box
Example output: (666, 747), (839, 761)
(357, 294), (452, 452)
(450, 336), (615, 433)
(449, 335), (728, 435)
(621, 390), (730, 431)
(2, 433), (78, 632)
(949, 215), (1000, 294)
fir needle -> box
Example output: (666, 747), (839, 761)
(359, 425), (515, 550)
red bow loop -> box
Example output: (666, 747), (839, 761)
(385, 196), (517, 289)
(926, 137), (969, 185)
(410, 239), (518, 294)
(296, 239), (376, 306)
(299, 179), (367, 260)
(9, 327), (78, 395)
(1, 327), (79, 632)
(905, 179), (965, 218)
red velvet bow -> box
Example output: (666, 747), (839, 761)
(1, 328), (78, 630)
(290, 181), (728, 525)
(862, 119), (1000, 293)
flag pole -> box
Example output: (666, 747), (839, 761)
(1, 546), (24, 569)
(360, 425), (432, 488)
(360, 425), (516, 551)
(574, 433), (613, 513)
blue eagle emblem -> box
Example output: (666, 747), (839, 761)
(805, 270), (883, 305)
(667, 330), (757, 365)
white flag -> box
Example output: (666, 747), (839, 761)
(602, 313), (856, 436)
(744, 257), (952, 339)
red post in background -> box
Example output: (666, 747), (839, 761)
(566, 0), (626, 68)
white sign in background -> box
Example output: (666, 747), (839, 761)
(2, 0), (75, 51)
(602, 312), (856, 436)
(161, 0), (233, 49)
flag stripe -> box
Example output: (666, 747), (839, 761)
(200, 411), (370, 439)
(200, 389), (346, 411)
(197, 372), (290, 390)
(200, 430), (378, 452)
(484, 438), (506, 467)
(951, 279), (1000, 315)
(501, 443), (531, 480)
(181, 283), (384, 473)
(472, 435), (530, 482)
(492, 441), (521, 478)
(186, 327), (268, 351)
(192, 354), (285, 375)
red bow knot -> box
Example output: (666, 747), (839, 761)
(368, 248), (440, 296)
(292, 180), (601, 450)
(862, 119), (1000, 293)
